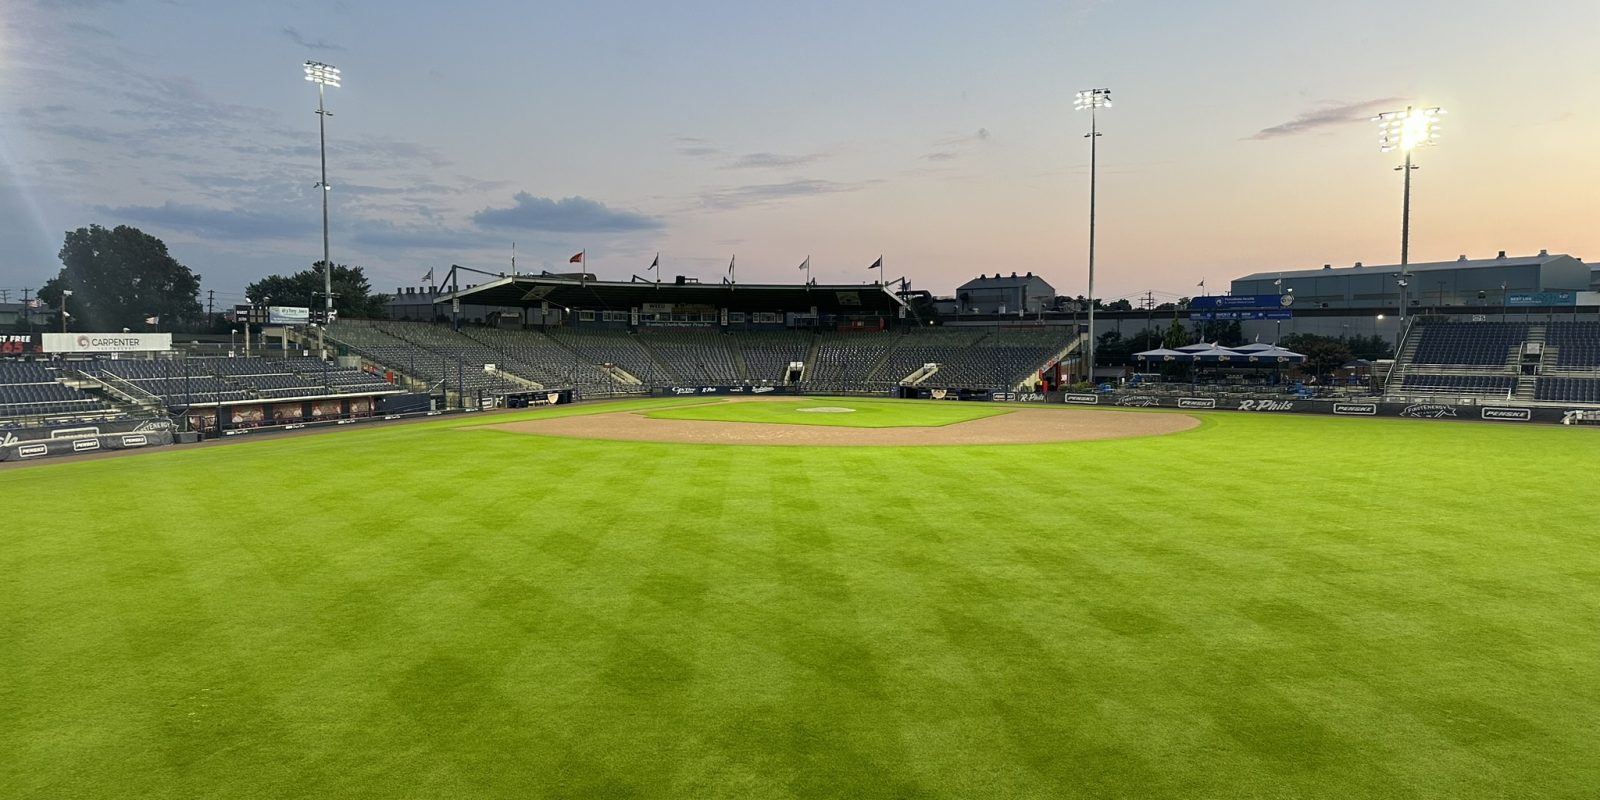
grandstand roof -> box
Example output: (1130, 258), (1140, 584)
(435, 276), (907, 314)
(1235, 251), (1578, 281)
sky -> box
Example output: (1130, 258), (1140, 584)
(2, 0), (1597, 310)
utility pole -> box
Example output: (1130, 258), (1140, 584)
(0, 289), (10, 304)
(207, 290), (215, 323)
(1144, 290), (1155, 346)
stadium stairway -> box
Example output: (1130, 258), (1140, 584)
(632, 336), (684, 384)
(802, 334), (822, 381)
(1514, 325), (1548, 401)
(860, 334), (912, 385)
(730, 340), (752, 383)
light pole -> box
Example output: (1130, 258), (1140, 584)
(1374, 105), (1443, 319)
(1074, 87), (1111, 388)
(304, 60), (341, 358)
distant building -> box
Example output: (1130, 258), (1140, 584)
(1231, 250), (1589, 311)
(955, 272), (1056, 314)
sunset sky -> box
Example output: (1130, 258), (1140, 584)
(2, 0), (1596, 307)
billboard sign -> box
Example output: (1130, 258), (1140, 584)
(1190, 310), (1293, 320)
(1189, 294), (1294, 310)
(43, 333), (172, 353)
(268, 306), (311, 325)
(1506, 292), (1576, 307)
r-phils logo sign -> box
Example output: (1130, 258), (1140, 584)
(1401, 404), (1457, 418)
(1237, 399), (1294, 412)
(0, 432), (17, 447)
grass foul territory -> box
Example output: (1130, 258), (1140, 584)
(2, 398), (1597, 799)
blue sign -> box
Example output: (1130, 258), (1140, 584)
(1190, 294), (1292, 310)
(1191, 310), (1293, 320)
(1507, 292), (1576, 307)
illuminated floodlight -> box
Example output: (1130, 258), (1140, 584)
(1074, 88), (1112, 110)
(303, 61), (341, 88)
(1374, 106), (1443, 152)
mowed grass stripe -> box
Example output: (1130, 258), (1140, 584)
(1, 401), (1597, 798)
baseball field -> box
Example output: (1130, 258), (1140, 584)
(3, 397), (1597, 798)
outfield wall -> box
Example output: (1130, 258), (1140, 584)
(1062, 393), (1600, 427)
(0, 418), (176, 463)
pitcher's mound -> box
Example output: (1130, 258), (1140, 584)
(485, 402), (1199, 446)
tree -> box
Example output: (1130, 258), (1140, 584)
(1281, 333), (1354, 376)
(1343, 333), (1395, 361)
(37, 225), (203, 331)
(245, 262), (392, 319)
(1164, 317), (1195, 349)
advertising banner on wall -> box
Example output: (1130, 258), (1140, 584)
(42, 333), (172, 353)
(267, 306), (311, 325)
(1189, 295), (1295, 310)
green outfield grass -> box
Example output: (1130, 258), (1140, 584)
(645, 396), (1014, 427)
(3, 398), (1598, 799)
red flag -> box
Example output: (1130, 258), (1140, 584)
(570, 251), (584, 264)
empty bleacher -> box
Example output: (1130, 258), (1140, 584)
(931, 328), (1065, 388)
(1546, 322), (1600, 371)
(1395, 373), (1517, 398)
(0, 361), (113, 421)
(1412, 322), (1527, 366)
(1535, 377), (1600, 404)
(638, 329), (741, 385)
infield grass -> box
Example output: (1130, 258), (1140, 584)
(3, 398), (1598, 799)
(645, 396), (1014, 427)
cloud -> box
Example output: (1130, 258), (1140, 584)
(471, 192), (660, 233)
(99, 201), (314, 240)
(1248, 98), (1404, 140)
(350, 221), (484, 250)
(725, 152), (828, 169)
(922, 128), (992, 161)
(282, 27), (345, 52)
(699, 179), (860, 210)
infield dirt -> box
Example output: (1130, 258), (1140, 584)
(483, 399), (1200, 446)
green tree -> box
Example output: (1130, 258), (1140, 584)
(37, 225), (203, 331)
(1344, 333), (1395, 361)
(1164, 317), (1195, 349)
(1282, 333), (1354, 375)
(245, 262), (392, 319)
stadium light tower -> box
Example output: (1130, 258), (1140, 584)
(1373, 105), (1443, 320)
(304, 60), (341, 356)
(1074, 87), (1111, 386)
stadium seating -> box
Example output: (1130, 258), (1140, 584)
(0, 361), (113, 420)
(931, 328), (1064, 388)
(1535, 377), (1600, 403)
(1412, 322), (1527, 366)
(1395, 373), (1517, 397)
(330, 321), (1076, 396)
(734, 331), (812, 384)
(637, 329), (741, 385)
(1546, 322), (1600, 370)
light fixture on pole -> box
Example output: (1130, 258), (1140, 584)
(1373, 105), (1443, 320)
(60, 289), (72, 333)
(304, 60), (341, 356)
(1074, 87), (1111, 386)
